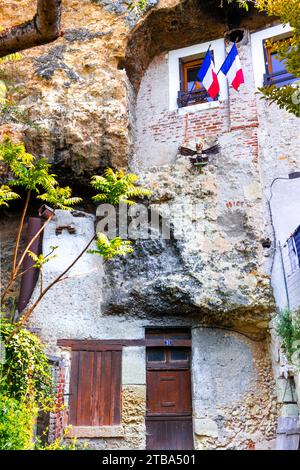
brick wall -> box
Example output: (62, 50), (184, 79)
(48, 361), (67, 443)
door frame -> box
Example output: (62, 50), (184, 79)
(144, 327), (194, 450)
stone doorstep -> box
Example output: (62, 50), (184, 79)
(68, 425), (124, 438)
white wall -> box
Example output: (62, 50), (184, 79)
(269, 178), (300, 310)
(251, 23), (292, 89)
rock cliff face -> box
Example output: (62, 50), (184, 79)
(102, 154), (272, 336)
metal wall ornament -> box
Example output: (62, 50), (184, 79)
(179, 140), (220, 169)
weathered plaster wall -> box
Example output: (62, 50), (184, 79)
(192, 328), (277, 450)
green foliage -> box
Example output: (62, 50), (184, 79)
(0, 395), (37, 450)
(0, 136), (57, 192)
(0, 319), (53, 405)
(35, 427), (78, 450)
(88, 233), (133, 260)
(276, 308), (300, 361)
(37, 186), (82, 210)
(0, 184), (20, 207)
(127, 0), (148, 13)
(0, 136), (33, 166)
(27, 247), (58, 269)
(0, 80), (7, 106)
(0, 53), (22, 64)
(0, 137), (82, 209)
(91, 168), (151, 206)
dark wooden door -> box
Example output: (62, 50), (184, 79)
(145, 330), (194, 450)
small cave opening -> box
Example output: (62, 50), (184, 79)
(225, 28), (245, 44)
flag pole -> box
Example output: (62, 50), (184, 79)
(217, 38), (238, 75)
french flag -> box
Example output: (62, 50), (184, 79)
(197, 49), (220, 100)
(220, 43), (245, 91)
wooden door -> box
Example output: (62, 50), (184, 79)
(145, 330), (194, 450)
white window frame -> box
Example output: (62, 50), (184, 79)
(250, 23), (292, 89)
(168, 39), (228, 112)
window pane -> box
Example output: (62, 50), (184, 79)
(147, 349), (166, 362)
(270, 52), (287, 74)
(170, 349), (189, 361)
(187, 66), (202, 92)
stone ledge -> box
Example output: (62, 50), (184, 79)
(68, 425), (124, 438)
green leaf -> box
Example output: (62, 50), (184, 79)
(37, 186), (82, 210)
(91, 168), (151, 206)
(0, 185), (20, 207)
(88, 233), (133, 260)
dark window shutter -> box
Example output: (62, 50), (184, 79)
(69, 348), (122, 426)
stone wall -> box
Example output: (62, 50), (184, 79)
(192, 328), (277, 450)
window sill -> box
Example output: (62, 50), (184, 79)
(68, 425), (124, 438)
(177, 100), (220, 115)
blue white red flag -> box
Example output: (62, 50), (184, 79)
(220, 43), (245, 91)
(197, 49), (220, 100)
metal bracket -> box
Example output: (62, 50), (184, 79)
(56, 225), (76, 235)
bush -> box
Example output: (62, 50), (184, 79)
(0, 395), (37, 450)
(0, 319), (53, 405)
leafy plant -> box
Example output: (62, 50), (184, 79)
(37, 186), (82, 210)
(27, 248), (58, 270)
(127, 0), (148, 13)
(0, 53), (22, 64)
(0, 395), (37, 450)
(0, 185), (20, 207)
(91, 168), (151, 206)
(0, 319), (53, 405)
(0, 137), (82, 305)
(35, 427), (78, 450)
(0, 80), (7, 106)
(88, 233), (133, 260)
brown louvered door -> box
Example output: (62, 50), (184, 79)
(145, 330), (194, 450)
(69, 348), (122, 426)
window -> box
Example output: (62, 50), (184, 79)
(168, 39), (227, 110)
(146, 348), (190, 364)
(263, 36), (296, 87)
(69, 346), (122, 426)
(178, 54), (217, 108)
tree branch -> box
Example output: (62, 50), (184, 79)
(11, 234), (96, 335)
(0, 0), (62, 58)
